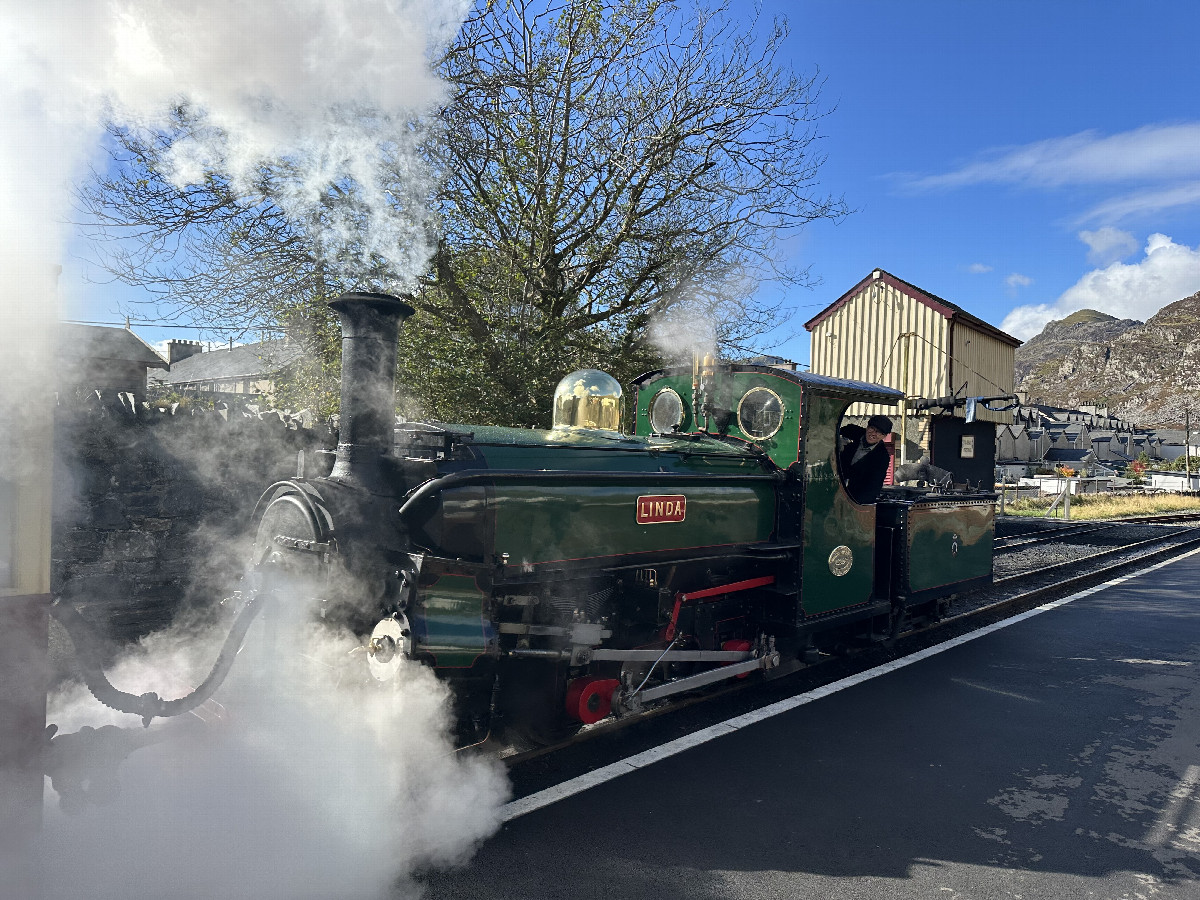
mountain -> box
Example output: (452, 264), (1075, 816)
(1015, 291), (1200, 428)
(1013, 309), (1140, 384)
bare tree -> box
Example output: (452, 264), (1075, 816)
(410, 0), (845, 424)
(78, 0), (846, 425)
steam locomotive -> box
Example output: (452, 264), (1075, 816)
(250, 292), (996, 744)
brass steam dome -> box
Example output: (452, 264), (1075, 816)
(552, 369), (624, 433)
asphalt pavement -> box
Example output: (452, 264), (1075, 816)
(417, 549), (1200, 900)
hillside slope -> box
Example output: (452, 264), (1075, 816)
(1015, 291), (1200, 427)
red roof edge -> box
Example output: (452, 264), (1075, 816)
(803, 268), (1021, 348)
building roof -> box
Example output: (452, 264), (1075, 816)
(803, 268), (1022, 348)
(59, 323), (168, 369)
(152, 339), (303, 386)
(1154, 429), (1187, 443)
(1045, 448), (1095, 463)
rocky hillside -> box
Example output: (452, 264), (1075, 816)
(1016, 291), (1200, 428)
(1013, 309), (1140, 384)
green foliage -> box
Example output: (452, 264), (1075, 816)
(1168, 453), (1200, 472)
(269, 299), (343, 417)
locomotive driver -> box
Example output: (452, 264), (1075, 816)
(838, 414), (893, 504)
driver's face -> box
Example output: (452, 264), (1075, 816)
(865, 426), (885, 445)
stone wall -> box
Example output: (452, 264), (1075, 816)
(51, 394), (330, 643)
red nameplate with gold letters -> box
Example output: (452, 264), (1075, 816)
(636, 494), (686, 524)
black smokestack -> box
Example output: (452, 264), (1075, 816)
(328, 292), (414, 490)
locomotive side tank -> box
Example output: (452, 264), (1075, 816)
(251, 292), (995, 744)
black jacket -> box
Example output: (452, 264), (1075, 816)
(838, 430), (891, 504)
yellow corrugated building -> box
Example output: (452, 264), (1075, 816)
(806, 269), (1021, 479)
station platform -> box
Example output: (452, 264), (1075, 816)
(422, 549), (1200, 899)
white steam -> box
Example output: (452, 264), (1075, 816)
(1, 1), (512, 896)
(41, 611), (508, 899)
(100, 0), (463, 282)
(647, 307), (718, 364)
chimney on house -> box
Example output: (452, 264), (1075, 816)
(167, 339), (204, 365)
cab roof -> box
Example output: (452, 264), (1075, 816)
(632, 364), (905, 405)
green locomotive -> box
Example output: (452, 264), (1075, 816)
(252, 292), (996, 744)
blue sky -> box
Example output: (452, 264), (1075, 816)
(53, 0), (1200, 366)
(756, 0), (1200, 365)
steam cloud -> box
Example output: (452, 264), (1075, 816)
(39, 609), (508, 900)
(1, 0), (511, 897)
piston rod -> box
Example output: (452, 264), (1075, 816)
(505, 647), (754, 663)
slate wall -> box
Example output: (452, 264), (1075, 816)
(51, 395), (330, 643)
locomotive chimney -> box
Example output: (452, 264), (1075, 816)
(328, 291), (415, 490)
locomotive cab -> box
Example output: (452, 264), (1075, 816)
(632, 365), (904, 628)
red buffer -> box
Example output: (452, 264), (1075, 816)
(564, 677), (621, 724)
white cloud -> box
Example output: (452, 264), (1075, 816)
(999, 303), (1056, 341)
(909, 123), (1200, 190)
(1079, 227), (1138, 265)
(967, 263), (993, 274)
(1078, 180), (1200, 225)
(1005, 273), (1033, 291)
(1001, 234), (1200, 339)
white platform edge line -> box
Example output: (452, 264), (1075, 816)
(500, 545), (1200, 823)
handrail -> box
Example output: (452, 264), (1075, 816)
(396, 467), (783, 519)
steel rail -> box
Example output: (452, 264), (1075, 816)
(993, 522), (1115, 551)
(993, 527), (1197, 584)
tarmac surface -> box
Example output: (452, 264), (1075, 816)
(418, 549), (1200, 899)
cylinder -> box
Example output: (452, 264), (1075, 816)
(327, 292), (415, 491)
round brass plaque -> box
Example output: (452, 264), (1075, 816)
(828, 545), (854, 577)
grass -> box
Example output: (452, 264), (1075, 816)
(1000, 491), (1200, 520)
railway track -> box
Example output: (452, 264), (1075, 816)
(993, 521), (1116, 552)
(495, 520), (1200, 769)
(1109, 510), (1200, 525)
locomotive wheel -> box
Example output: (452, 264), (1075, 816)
(498, 660), (583, 748)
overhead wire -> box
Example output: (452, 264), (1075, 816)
(63, 317), (283, 333)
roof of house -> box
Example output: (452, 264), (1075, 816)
(1154, 429), (1187, 443)
(152, 339), (303, 385)
(803, 268), (1022, 348)
(1045, 448), (1095, 463)
(59, 323), (168, 369)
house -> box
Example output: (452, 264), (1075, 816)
(993, 396), (1177, 479)
(1043, 447), (1096, 473)
(150, 338), (303, 400)
(57, 323), (168, 402)
(805, 268), (1021, 486)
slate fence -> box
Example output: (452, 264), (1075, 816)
(51, 392), (330, 643)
